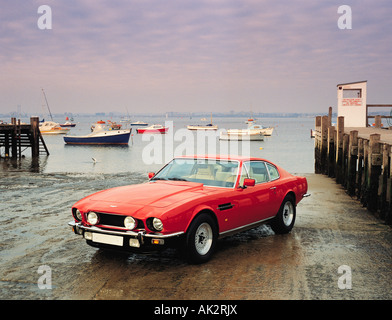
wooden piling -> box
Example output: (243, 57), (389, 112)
(347, 130), (358, 196)
(335, 117), (344, 184)
(367, 134), (382, 212)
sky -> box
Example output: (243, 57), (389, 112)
(1, 0), (392, 115)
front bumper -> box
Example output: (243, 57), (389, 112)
(68, 221), (184, 251)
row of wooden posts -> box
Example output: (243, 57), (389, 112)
(314, 110), (392, 225)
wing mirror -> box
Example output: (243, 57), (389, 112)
(148, 172), (155, 179)
(242, 178), (255, 188)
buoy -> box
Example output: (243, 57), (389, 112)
(259, 147), (263, 150)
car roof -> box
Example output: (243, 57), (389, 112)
(174, 154), (269, 162)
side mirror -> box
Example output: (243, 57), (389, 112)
(243, 178), (255, 187)
(148, 172), (155, 179)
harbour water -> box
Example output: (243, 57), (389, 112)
(0, 116), (315, 175)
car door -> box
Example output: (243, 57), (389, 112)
(264, 161), (283, 215)
(217, 161), (282, 232)
(216, 162), (268, 231)
(224, 161), (273, 227)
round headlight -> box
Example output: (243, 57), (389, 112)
(152, 218), (163, 231)
(74, 209), (83, 221)
(124, 216), (136, 230)
(87, 212), (99, 225)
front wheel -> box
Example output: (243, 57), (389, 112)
(270, 195), (296, 234)
(183, 213), (218, 264)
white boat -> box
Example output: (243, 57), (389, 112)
(131, 121), (149, 127)
(247, 123), (274, 136)
(219, 129), (264, 141)
(39, 89), (70, 134)
(187, 123), (218, 130)
(187, 113), (218, 130)
(39, 121), (70, 135)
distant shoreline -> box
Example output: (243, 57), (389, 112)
(1, 111), (328, 119)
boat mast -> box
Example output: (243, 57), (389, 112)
(41, 88), (54, 121)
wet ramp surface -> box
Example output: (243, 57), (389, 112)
(1, 172), (391, 300)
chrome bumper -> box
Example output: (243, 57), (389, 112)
(68, 221), (184, 239)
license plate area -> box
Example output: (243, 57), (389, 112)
(92, 233), (123, 246)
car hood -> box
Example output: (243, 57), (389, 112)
(74, 181), (207, 214)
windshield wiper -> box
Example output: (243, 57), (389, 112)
(168, 177), (188, 181)
(151, 177), (167, 181)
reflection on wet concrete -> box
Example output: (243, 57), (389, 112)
(0, 173), (391, 300)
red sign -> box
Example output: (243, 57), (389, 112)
(342, 98), (362, 106)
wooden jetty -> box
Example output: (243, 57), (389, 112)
(314, 107), (392, 225)
(0, 117), (49, 158)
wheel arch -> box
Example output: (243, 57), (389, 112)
(284, 190), (296, 205)
(185, 207), (219, 234)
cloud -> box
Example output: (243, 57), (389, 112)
(1, 0), (392, 114)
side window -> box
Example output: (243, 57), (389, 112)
(266, 162), (280, 181)
(239, 163), (250, 187)
(246, 161), (269, 184)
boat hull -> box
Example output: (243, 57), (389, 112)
(60, 124), (76, 127)
(64, 130), (131, 145)
(219, 131), (264, 141)
(41, 129), (70, 135)
(187, 125), (218, 130)
(136, 127), (168, 134)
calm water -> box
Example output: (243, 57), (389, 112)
(0, 116), (315, 175)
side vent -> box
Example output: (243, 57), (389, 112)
(218, 203), (234, 211)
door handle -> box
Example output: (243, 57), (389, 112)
(270, 187), (277, 190)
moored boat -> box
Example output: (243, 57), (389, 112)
(131, 121), (149, 127)
(64, 122), (131, 145)
(60, 121), (76, 127)
(247, 123), (274, 136)
(136, 124), (168, 134)
(40, 121), (70, 134)
(187, 113), (218, 130)
(60, 117), (76, 127)
(187, 123), (218, 130)
(219, 129), (264, 141)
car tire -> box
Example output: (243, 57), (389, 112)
(183, 213), (218, 264)
(270, 195), (296, 234)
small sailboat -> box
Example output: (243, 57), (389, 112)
(39, 89), (70, 134)
(187, 113), (218, 130)
(60, 117), (76, 127)
(40, 121), (70, 134)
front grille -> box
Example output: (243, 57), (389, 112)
(96, 212), (145, 229)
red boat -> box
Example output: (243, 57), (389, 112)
(136, 124), (168, 134)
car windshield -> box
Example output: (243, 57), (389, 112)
(151, 158), (240, 188)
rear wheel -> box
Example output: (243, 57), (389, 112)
(270, 195), (296, 234)
(183, 213), (217, 264)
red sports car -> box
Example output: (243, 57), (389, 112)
(68, 155), (309, 263)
